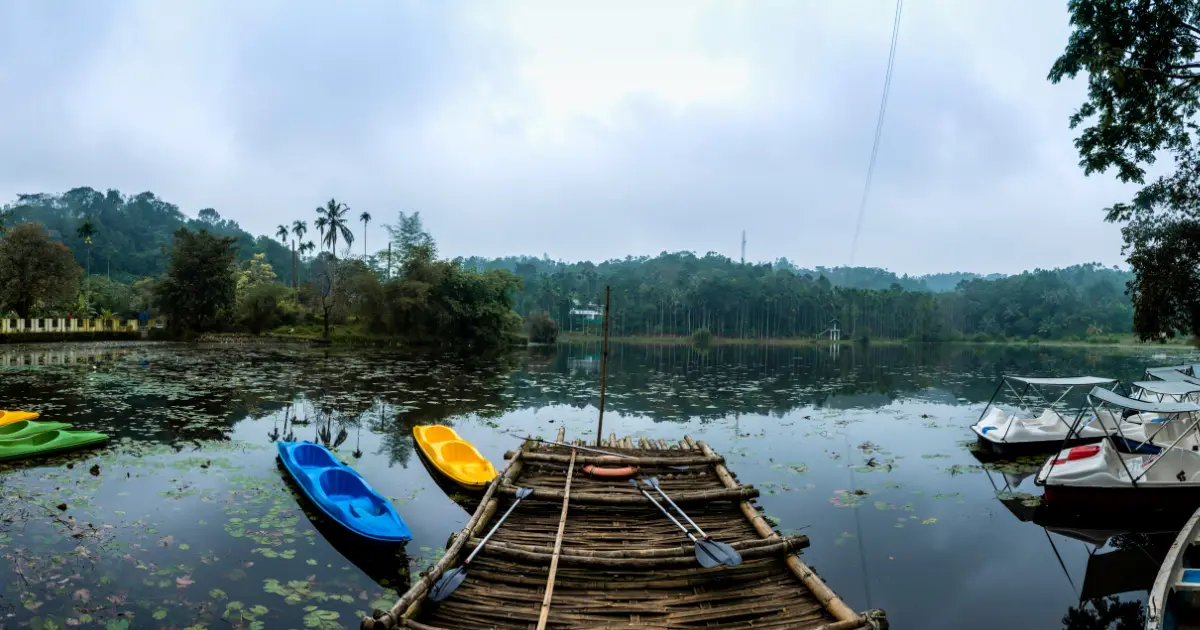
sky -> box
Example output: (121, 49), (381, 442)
(0, 0), (1138, 275)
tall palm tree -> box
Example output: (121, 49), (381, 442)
(291, 220), (307, 244)
(76, 216), (96, 312)
(314, 215), (328, 253)
(275, 224), (289, 244)
(359, 211), (372, 258)
(300, 241), (315, 259)
(318, 199), (354, 259)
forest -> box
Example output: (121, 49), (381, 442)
(0, 187), (1138, 343)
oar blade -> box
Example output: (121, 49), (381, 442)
(516, 487), (534, 499)
(694, 540), (724, 568)
(706, 540), (743, 566)
(428, 567), (467, 602)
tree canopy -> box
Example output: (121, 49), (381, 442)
(0, 223), (82, 318)
(155, 228), (239, 334)
(1052, 0), (1200, 339)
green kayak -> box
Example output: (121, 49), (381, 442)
(0, 430), (109, 462)
(0, 420), (71, 441)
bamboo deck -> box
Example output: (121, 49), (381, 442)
(362, 432), (887, 630)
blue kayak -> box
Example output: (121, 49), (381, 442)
(276, 441), (412, 544)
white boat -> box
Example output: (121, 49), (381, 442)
(1147, 508), (1200, 630)
(1036, 387), (1200, 506)
(971, 375), (1119, 455)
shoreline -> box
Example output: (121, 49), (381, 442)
(557, 332), (1196, 349)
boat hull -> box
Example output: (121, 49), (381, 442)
(974, 432), (1104, 456)
(0, 410), (40, 427)
(0, 430), (108, 462)
(412, 425), (496, 491)
(276, 441), (411, 544)
(0, 420), (71, 442)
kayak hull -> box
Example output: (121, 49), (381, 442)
(0, 430), (108, 462)
(413, 425), (496, 491)
(276, 441), (411, 544)
(0, 420), (71, 441)
(0, 410), (40, 427)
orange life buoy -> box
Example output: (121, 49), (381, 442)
(583, 464), (640, 478)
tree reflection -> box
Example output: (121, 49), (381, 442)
(1062, 596), (1144, 630)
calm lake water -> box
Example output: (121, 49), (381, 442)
(1, 340), (1198, 630)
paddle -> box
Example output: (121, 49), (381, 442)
(645, 477), (742, 566)
(629, 480), (734, 568)
(429, 487), (534, 602)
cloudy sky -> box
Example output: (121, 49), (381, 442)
(0, 0), (1136, 275)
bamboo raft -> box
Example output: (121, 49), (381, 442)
(362, 431), (888, 629)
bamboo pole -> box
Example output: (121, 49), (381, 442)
(595, 285), (611, 447)
(465, 537), (809, 569)
(496, 484), (758, 505)
(469, 534), (809, 561)
(535, 449), (576, 629)
(690, 438), (865, 625)
(361, 449), (525, 630)
(555, 426), (566, 443)
(503, 451), (722, 466)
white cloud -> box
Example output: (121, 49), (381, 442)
(0, 0), (1137, 275)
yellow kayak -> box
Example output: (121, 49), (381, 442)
(0, 410), (40, 427)
(413, 425), (497, 491)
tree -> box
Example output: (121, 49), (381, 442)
(76, 215), (95, 310)
(318, 199), (354, 258)
(1050, 0), (1200, 339)
(237, 252), (278, 298)
(314, 216), (328, 254)
(155, 228), (238, 334)
(0, 223), (82, 318)
(360, 211), (372, 258)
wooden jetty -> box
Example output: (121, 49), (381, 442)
(362, 430), (887, 629)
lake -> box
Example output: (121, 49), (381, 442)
(0, 340), (1197, 630)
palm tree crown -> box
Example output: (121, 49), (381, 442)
(275, 224), (289, 243)
(359, 211), (372, 257)
(318, 198), (354, 258)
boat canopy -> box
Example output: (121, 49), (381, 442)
(1146, 367), (1200, 384)
(1133, 381), (1200, 396)
(1089, 387), (1200, 414)
(1002, 376), (1117, 386)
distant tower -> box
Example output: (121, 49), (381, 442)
(741, 230), (746, 264)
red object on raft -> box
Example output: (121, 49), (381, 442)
(582, 463), (640, 478)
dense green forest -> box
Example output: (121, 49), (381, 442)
(467, 254), (1134, 342)
(0, 187), (1138, 342)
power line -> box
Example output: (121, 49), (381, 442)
(849, 0), (904, 265)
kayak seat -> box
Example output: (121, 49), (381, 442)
(1177, 569), (1200, 590)
(346, 496), (387, 518)
(293, 443), (339, 469)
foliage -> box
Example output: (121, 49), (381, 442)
(525, 311), (558, 344)
(1051, 0), (1200, 339)
(155, 228), (239, 334)
(0, 223), (82, 318)
(466, 252), (1132, 341)
(239, 282), (292, 334)
(2, 188), (294, 283)
(316, 199), (354, 258)
(238, 253), (278, 298)
(691, 327), (713, 347)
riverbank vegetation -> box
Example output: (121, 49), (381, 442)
(0, 186), (1145, 345)
(473, 253), (1134, 343)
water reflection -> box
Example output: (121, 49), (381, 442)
(0, 341), (1197, 629)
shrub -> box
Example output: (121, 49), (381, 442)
(691, 327), (713, 347)
(524, 311), (558, 344)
